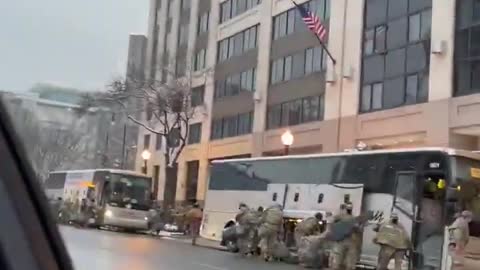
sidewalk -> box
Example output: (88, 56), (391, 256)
(157, 231), (227, 251)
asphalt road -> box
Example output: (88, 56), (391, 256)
(60, 226), (298, 270)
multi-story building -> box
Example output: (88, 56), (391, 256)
(139, 0), (480, 206)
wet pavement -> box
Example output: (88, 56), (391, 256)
(59, 226), (297, 270)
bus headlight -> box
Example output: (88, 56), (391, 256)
(105, 210), (113, 218)
(144, 216), (149, 221)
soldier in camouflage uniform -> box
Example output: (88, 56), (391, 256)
(374, 213), (411, 270)
(295, 212), (324, 249)
(331, 203), (360, 270)
(258, 204), (284, 261)
(235, 203), (258, 256)
(449, 210), (472, 268)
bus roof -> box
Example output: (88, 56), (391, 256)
(49, 169), (148, 177)
(211, 147), (480, 164)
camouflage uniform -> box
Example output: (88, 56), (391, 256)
(449, 211), (472, 267)
(331, 204), (360, 270)
(258, 204), (283, 261)
(374, 213), (411, 270)
(295, 215), (322, 249)
(236, 204), (258, 255)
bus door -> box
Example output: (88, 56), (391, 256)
(391, 171), (417, 270)
(413, 168), (448, 270)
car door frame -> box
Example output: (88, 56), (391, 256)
(0, 100), (73, 270)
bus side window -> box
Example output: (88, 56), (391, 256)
(272, 192), (277, 202)
(294, 193), (299, 202)
(318, 193), (324, 203)
(344, 194), (350, 204)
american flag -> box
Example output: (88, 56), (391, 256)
(293, 1), (327, 42)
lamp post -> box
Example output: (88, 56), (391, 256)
(141, 150), (151, 174)
(281, 130), (294, 155)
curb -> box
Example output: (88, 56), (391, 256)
(159, 234), (228, 252)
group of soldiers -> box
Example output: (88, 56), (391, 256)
(230, 202), (415, 270)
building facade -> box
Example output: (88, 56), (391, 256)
(139, 0), (480, 206)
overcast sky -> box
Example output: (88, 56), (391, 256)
(0, 0), (149, 92)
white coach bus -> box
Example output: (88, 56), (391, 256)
(46, 169), (153, 231)
(201, 147), (480, 270)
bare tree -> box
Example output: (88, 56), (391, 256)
(84, 66), (211, 190)
(14, 110), (84, 182)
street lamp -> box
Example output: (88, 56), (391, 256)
(141, 149), (151, 174)
(281, 130), (294, 155)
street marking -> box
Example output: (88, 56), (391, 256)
(192, 262), (228, 270)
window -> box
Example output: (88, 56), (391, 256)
(406, 74), (418, 104)
(408, 13), (421, 42)
(217, 25), (258, 63)
(271, 58), (284, 84)
(144, 134), (151, 149)
(188, 123), (202, 144)
(175, 58), (186, 77)
(360, 0), (431, 112)
(238, 112), (252, 135)
(198, 11), (209, 35)
(455, 1), (480, 96)
(214, 67), (256, 100)
(272, 0), (330, 40)
(272, 192), (278, 201)
(302, 96), (320, 122)
(267, 104), (282, 129)
(270, 46), (325, 85)
(211, 119), (223, 140)
(193, 49), (206, 71)
(155, 134), (162, 150)
(240, 68), (255, 91)
(186, 161), (199, 200)
(181, 0), (190, 10)
(267, 95), (324, 129)
(220, 0), (261, 23)
(218, 40), (229, 62)
(294, 192), (300, 202)
(305, 48), (314, 74)
(191, 85), (205, 107)
(178, 24), (189, 46)
(292, 52), (305, 79)
(210, 112), (254, 140)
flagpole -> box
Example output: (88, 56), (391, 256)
(315, 35), (336, 65)
(292, 0), (336, 65)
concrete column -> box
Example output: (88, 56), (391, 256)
(428, 0), (455, 101)
(175, 160), (187, 203)
(167, 0), (181, 82)
(201, 0), (220, 144)
(144, 0), (159, 81)
(323, 0), (347, 121)
(425, 100), (450, 147)
(196, 158), (210, 203)
(252, 0), (272, 157)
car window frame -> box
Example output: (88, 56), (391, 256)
(0, 100), (73, 270)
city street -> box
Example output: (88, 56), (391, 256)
(59, 226), (298, 270)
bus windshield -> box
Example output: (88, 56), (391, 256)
(451, 156), (480, 221)
(107, 174), (151, 210)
